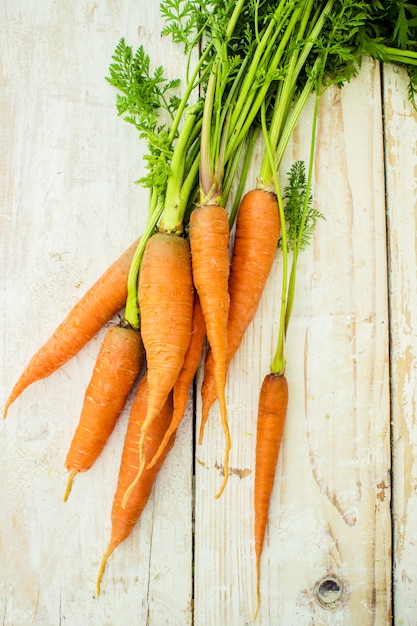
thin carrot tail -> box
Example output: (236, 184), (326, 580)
(254, 563), (261, 620)
(63, 469), (78, 503)
(121, 437), (147, 508)
(146, 390), (188, 470)
(96, 542), (117, 597)
(198, 349), (217, 444)
(214, 364), (231, 499)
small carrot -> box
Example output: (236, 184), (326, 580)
(147, 293), (206, 469)
(63, 324), (144, 502)
(254, 373), (288, 618)
(198, 189), (280, 443)
(189, 203), (231, 497)
(96, 374), (175, 596)
(3, 238), (141, 418)
(132, 232), (193, 486)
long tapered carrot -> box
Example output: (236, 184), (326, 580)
(127, 232), (193, 491)
(198, 189), (280, 444)
(147, 293), (206, 469)
(254, 373), (288, 617)
(189, 203), (230, 497)
(96, 374), (175, 596)
(63, 324), (144, 502)
(3, 238), (141, 418)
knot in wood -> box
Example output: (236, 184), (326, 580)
(314, 574), (345, 610)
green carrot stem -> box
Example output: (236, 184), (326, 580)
(227, 0), (288, 140)
(161, 106), (200, 233)
(260, 101), (287, 376)
(199, 60), (218, 202)
(226, 128), (259, 227)
(225, 3), (303, 163)
(284, 88), (320, 333)
(124, 192), (164, 328)
(259, 0), (336, 185)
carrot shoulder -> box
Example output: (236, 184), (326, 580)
(254, 373), (288, 617)
(63, 324), (144, 501)
(189, 203), (230, 497)
(3, 238), (140, 418)
(199, 189), (280, 443)
(96, 374), (175, 596)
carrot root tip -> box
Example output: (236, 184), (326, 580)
(121, 444), (146, 509)
(96, 544), (116, 597)
(63, 469), (78, 503)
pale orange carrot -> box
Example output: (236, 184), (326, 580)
(198, 189), (280, 444)
(254, 373), (288, 617)
(189, 203), (230, 497)
(147, 293), (206, 469)
(96, 374), (175, 596)
(131, 232), (193, 486)
(63, 324), (144, 501)
(3, 238), (141, 418)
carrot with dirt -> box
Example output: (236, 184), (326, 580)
(147, 292), (206, 469)
(96, 373), (175, 596)
(63, 323), (144, 502)
(3, 238), (140, 419)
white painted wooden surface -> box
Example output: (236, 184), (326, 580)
(384, 64), (417, 626)
(1, 3), (416, 625)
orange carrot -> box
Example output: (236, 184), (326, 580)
(96, 374), (175, 596)
(147, 293), (206, 469)
(132, 232), (193, 485)
(254, 373), (288, 617)
(189, 203), (230, 497)
(198, 189), (280, 444)
(63, 324), (144, 501)
(3, 238), (140, 418)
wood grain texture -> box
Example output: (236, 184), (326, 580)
(383, 63), (417, 626)
(0, 2), (192, 624)
(194, 57), (391, 625)
(1, 2), (411, 625)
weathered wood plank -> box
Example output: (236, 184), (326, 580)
(0, 3), (401, 624)
(0, 2), (193, 624)
(383, 63), (417, 626)
(193, 57), (391, 625)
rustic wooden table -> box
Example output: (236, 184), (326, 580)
(1, 2), (416, 625)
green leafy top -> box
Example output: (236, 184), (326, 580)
(281, 160), (324, 252)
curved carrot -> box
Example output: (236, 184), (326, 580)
(63, 324), (144, 502)
(3, 238), (141, 418)
(254, 373), (288, 617)
(189, 203), (230, 497)
(131, 232), (193, 487)
(147, 293), (206, 469)
(198, 189), (280, 444)
(96, 374), (175, 596)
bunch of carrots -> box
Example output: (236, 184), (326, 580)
(4, 0), (417, 616)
